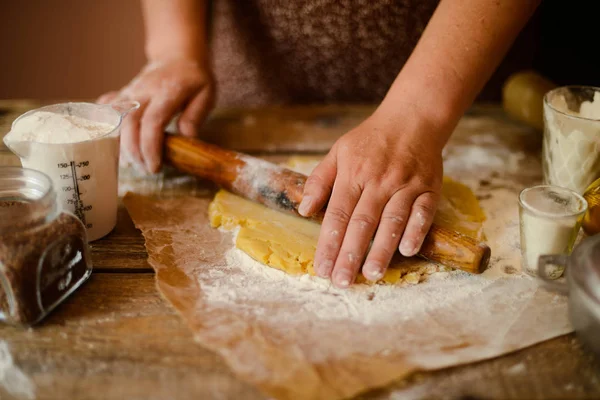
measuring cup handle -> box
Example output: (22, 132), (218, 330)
(537, 254), (569, 294)
(111, 100), (140, 117)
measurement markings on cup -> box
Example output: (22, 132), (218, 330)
(57, 161), (93, 229)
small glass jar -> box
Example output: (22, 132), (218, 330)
(519, 185), (587, 278)
(0, 167), (92, 326)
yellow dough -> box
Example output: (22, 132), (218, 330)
(209, 168), (486, 285)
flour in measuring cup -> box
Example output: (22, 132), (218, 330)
(4, 110), (119, 241)
(5, 111), (114, 143)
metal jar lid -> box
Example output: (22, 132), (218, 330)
(569, 234), (600, 302)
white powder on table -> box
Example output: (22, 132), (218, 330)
(199, 149), (526, 327)
(4, 109), (119, 241)
(173, 115), (573, 396)
(200, 230), (498, 325)
(194, 177), (573, 386)
(442, 132), (529, 176)
(201, 173), (523, 327)
(0, 341), (35, 400)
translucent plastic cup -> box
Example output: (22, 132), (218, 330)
(3, 101), (139, 241)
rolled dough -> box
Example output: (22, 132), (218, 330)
(209, 173), (485, 285)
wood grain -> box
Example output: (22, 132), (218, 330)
(164, 136), (245, 188)
(0, 274), (262, 400)
(89, 204), (151, 272)
(0, 274), (598, 400)
(363, 335), (600, 400)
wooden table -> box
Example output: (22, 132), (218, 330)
(1, 101), (599, 400)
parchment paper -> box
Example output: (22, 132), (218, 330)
(122, 114), (573, 400)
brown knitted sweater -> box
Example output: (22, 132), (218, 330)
(209, 0), (439, 107)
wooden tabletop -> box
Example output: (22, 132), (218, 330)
(1, 101), (599, 400)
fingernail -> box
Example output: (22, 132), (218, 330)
(179, 121), (195, 137)
(298, 195), (313, 216)
(316, 259), (333, 277)
(400, 239), (417, 257)
(131, 159), (147, 175)
(334, 272), (352, 288)
(363, 262), (384, 281)
(119, 152), (131, 168)
(145, 158), (160, 175)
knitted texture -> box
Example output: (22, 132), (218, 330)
(210, 0), (439, 107)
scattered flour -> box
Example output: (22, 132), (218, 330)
(198, 138), (527, 326)
(200, 181), (524, 327)
(118, 167), (211, 197)
(232, 155), (281, 203)
(506, 362), (527, 375)
(0, 341), (35, 400)
(161, 114), (574, 396)
(443, 132), (527, 175)
(198, 230), (500, 325)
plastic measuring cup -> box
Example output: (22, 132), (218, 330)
(3, 101), (139, 241)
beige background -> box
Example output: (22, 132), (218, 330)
(0, 0), (146, 100)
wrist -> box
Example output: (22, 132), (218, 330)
(375, 65), (468, 151)
(146, 41), (209, 66)
(373, 95), (457, 153)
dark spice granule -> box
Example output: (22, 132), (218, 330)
(0, 202), (91, 326)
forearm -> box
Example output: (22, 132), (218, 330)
(379, 0), (540, 147)
(141, 0), (209, 63)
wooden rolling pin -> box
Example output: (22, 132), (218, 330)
(164, 135), (491, 274)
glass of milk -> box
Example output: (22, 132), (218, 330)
(519, 185), (588, 278)
(543, 86), (600, 194)
(3, 101), (139, 241)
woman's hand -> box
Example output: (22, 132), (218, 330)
(298, 107), (445, 287)
(297, 0), (539, 288)
(98, 58), (215, 173)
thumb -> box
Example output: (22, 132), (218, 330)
(298, 149), (337, 217)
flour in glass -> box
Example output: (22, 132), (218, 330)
(4, 108), (119, 241)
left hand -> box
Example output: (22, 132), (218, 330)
(97, 58), (215, 174)
(298, 107), (446, 287)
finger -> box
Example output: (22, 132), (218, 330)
(120, 100), (148, 172)
(313, 178), (361, 281)
(178, 87), (215, 137)
(362, 190), (412, 281)
(331, 186), (387, 287)
(97, 91), (119, 104)
(140, 89), (194, 173)
(298, 151), (337, 217)
(399, 191), (438, 257)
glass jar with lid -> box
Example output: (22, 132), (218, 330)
(0, 167), (92, 326)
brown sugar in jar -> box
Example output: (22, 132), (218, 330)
(0, 167), (92, 326)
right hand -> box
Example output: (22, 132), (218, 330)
(98, 59), (215, 173)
